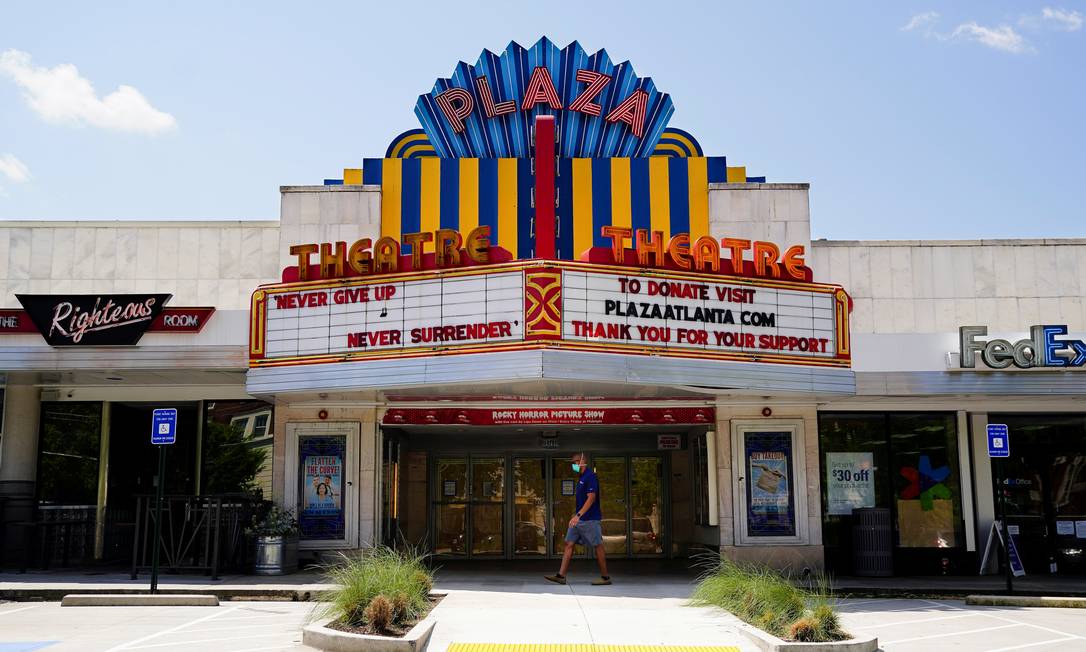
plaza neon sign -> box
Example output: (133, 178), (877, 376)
(436, 67), (650, 137)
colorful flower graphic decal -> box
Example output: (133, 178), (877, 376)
(900, 455), (951, 510)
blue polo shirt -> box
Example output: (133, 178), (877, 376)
(575, 469), (602, 521)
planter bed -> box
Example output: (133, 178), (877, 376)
(303, 594), (443, 652)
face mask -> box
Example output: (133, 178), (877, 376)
(572, 463), (581, 473)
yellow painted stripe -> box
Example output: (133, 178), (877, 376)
(497, 158), (518, 254)
(726, 165), (746, 183)
(572, 158), (594, 258)
(459, 158), (479, 236)
(610, 158), (632, 231)
(446, 645), (739, 652)
(420, 158), (441, 236)
(343, 168), (362, 185)
(648, 156), (670, 240)
(687, 157), (709, 242)
(380, 158), (402, 240)
(391, 132), (429, 158)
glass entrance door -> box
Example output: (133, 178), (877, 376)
(434, 452), (666, 559)
(551, 457), (583, 556)
(434, 457), (468, 555)
(470, 457), (504, 556)
(596, 457), (629, 556)
(630, 456), (665, 555)
(513, 457), (547, 555)
(433, 455), (506, 557)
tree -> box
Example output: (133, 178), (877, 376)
(200, 420), (266, 495)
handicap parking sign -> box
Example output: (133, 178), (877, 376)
(152, 408), (178, 445)
(987, 423), (1009, 458)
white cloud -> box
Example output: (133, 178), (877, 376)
(949, 22), (1034, 54)
(0, 154), (31, 184)
(902, 12), (940, 32)
(1029, 7), (1081, 31)
(0, 49), (176, 135)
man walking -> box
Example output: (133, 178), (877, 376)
(545, 452), (611, 585)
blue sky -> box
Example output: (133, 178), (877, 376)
(0, 1), (1083, 239)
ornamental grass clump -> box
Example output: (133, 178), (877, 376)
(318, 547), (434, 636)
(689, 557), (848, 643)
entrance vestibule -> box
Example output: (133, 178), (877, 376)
(388, 425), (700, 561)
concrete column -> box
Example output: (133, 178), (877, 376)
(0, 382), (42, 566)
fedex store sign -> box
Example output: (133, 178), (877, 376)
(960, 325), (1086, 369)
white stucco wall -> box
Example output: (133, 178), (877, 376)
(809, 239), (1086, 334)
(0, 221), (281, 310)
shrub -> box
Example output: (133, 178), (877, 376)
(689, 557), (848, 643)
(364, 595), (393, 632)
(318, 546), (434, 634)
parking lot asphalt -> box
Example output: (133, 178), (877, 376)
(0, 600), (316, 651)
(4, 591), (1086, 651)
(836, 597), (1086, 651)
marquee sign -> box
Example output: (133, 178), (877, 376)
(416, 38), (674, 159)
(250, 261), (851, 368)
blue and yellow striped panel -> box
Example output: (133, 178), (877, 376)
(363, 158), (529, 257)
(362, 156), (740, 259)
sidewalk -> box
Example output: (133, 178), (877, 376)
(4, 561), (1086, 600)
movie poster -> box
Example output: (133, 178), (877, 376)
(745, 431), (797, 537)
(297, 436), (346, 540)
(303, 455), (342, 515)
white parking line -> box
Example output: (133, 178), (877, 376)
(0, 605), (38, 616)
(987, 636), (1079, 652)
(103, 605), (242, 651)
(921, 599), (1086, 641)
(882, 622), (1021, 645)
(850, 612), (977, 628)
(124, 631), (293, 649)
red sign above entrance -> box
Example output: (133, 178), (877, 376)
(382, 407), (714, 426)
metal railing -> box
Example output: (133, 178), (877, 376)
(130, 494), (260, 580)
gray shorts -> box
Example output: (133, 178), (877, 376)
(564, 519), (603, 546)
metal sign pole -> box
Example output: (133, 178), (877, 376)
(149, 443), (166, 594)
(998, 457), (1013, 594)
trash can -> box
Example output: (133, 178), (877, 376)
(852, 507), (892, 577)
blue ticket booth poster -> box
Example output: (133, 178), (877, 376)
(745, 431), (797, 537)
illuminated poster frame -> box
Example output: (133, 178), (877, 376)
(732, 421), (809, 546)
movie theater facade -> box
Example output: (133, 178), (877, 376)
(1, 39), (1084, 578)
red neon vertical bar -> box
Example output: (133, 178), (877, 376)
(534, 115), (556, 259)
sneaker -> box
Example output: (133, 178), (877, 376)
(591, 576), (612, 586)
(544, 574), (567, 585)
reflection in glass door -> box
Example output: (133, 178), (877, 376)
(631, 456), (665, 554)
(513, 458), (546, 555)
(595, 457), (629, 556)
(434, 457), (468, 555)
(470, 457), (505, 555)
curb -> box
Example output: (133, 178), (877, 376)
(965, 595), (1086, 609)
(61, 593), (219, 607)
(734, 621), (878, 652)
(303, 616), (436, 652)
(2, 588), (320, 602)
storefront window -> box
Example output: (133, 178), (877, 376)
(992, 415), (1086, 575)
(819, 412), (964, 574)
(37, 402), (103, 506)
(889, 413), (961, 549)
(204, 400), (273, 497)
